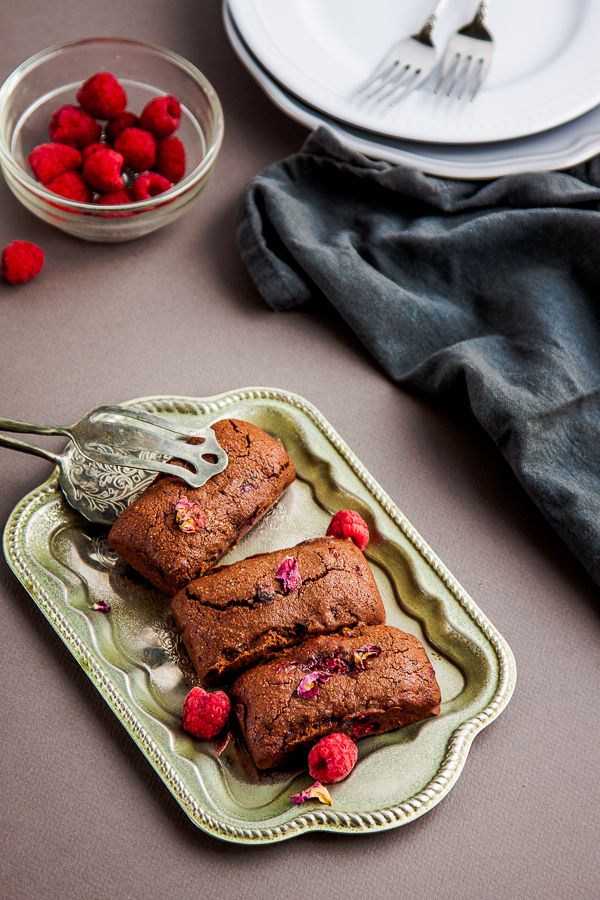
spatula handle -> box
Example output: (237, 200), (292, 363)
(0, 415), (67, 438)
(0, 432), (61, 464)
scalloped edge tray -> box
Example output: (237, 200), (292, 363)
(3, 387), (516, 843)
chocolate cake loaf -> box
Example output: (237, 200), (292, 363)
(108, 419), (295, 596)
(230, 624), (441, 769)
(171, 537), (386, 684)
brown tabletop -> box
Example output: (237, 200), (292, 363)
(0, 2), (598, 898)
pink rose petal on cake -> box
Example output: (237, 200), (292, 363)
(275, 556), (301, 593)
(297, 672), (323, 698)
(173, 497), (206, 533)
(291, 781), (332, 806)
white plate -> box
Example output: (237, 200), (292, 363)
(229, 0), (600, 145)
(225, 1), (600, 180)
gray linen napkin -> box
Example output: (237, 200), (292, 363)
(237, 127), (600, 586)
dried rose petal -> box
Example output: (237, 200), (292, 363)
(212, 729), (232, 757)
(275, 556), (302, 593)
(291, 781), (332, 806)
(352, 644), (382, 671)
(173, 497), (206, 533)
(297, 672), (324, 698)
(90, 600), (111, 613)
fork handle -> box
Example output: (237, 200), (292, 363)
(475, 1), (489, 24)
(0, 415), (68, 438)
(0, 432), (61, 464)
(416, 0), (449, 43)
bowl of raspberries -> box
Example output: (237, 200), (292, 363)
(0, 38), (224, 241)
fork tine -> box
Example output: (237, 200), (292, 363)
(369, 64), (413, 104)
(434, 50), (460, 95)
(385, 68), (424, 108)
(358, 64), (403, 105)
(466, 57), (487, 101)
(449, 54), (475, 99)
(353, 58), (399, 98)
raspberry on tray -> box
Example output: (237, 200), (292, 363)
(182, 687), (231, 740)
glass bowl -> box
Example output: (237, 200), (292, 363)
(0, 38), (224, 241)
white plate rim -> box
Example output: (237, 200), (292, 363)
(229, 0), (600, 145)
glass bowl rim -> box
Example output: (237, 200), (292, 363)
(0, 36), (225, 213)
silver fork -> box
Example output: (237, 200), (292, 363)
(354, 0), (448, 105)
(435, 1), (494, 101)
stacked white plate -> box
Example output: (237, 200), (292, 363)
(224, 0), (600, 179)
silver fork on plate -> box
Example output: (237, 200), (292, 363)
(435, 1), (494, 101)
(353, 0), (448, 105)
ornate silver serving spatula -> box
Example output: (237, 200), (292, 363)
(0, 405), (228, 525)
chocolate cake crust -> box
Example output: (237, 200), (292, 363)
(171, 537), (386, 684)
(230, 625), (441, 770)
(107, 419), (295, 596)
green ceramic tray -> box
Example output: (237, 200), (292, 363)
(3, 388), (516, 844)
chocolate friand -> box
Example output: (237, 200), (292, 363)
(230, 624), (441, 770)
(171, 537), (386, 684)
(108, 418), (295, 595)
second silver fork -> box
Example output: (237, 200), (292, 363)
(435, 1), (494, 101)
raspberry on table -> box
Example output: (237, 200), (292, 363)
(28, 143), (81, 185)
(46, 170), (92, 203)
(114, 127), (156, 172)
(131, 171), (171, 200)
(82, 147), (124, 192)
(308, 732), (358, 784)
(49, 104), (101, 148)
(155, 135), (186, 183)
(1, 240), (44, 285)
(77, 72), (127, 119)
(140, 94), (181, 138)
(326, 509), (370, 552)
(182, 686), (231, 740)
(105, 111), (139, 143)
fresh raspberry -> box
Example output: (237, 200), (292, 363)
(155, 135), (186, 183)
(182, 686), (231, 740)
(94, 189), (134, 217)
(28, 143), (81, 185)
(308, 733), (358, 784)
(81, 141), (107, 162)
(105, 111), (139, 143)
(1, 241), (44, 285)
(326, 510), (370, 552)
(82, 147), (124, 192)
(114, 127), (156, 172)
(131, 171), (171, 200)
(46, 170), (92, 203)
(140, 94), (181, 138)
(76, 72), (127, 119)
(49, 104), (101, 148)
